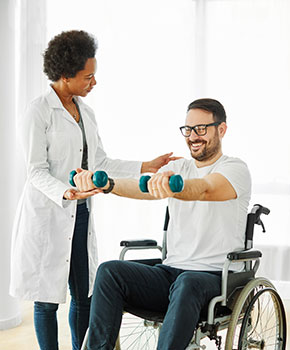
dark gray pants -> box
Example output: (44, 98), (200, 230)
(87, 260), (221, 350)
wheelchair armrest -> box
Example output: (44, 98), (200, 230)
(119, 239), (162, 261)
(120, 239), (158, 247)
(227, 249), (262, 261)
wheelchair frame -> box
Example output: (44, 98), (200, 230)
(81, 204), (287, 350)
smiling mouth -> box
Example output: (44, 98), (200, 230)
(190, 141), (205, 151)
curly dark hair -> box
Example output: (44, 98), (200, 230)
(43, 30), (98, 82)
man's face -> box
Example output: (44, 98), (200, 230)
(185, 108), (225, 163)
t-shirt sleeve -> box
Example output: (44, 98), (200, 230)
(214, 158), (252, 198)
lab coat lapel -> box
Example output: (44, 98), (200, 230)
(45, 86), (77, 126)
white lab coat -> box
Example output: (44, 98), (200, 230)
(9, 86), (141, 303)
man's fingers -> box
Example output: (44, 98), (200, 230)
(74, 170), (94, 191)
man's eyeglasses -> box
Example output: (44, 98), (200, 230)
(179, 122), (221, 137)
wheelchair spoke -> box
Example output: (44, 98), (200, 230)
(119, 314), (160, 349)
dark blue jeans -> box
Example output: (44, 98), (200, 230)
(87, 260), (222, 350)
(34, 202), (91, 350)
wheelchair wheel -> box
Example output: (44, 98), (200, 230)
(116, 312), (161, 350)
(225, 277), (286, 350)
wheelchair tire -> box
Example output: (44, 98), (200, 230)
(225, 277), (286, 350)
(116, 312), (161, 350)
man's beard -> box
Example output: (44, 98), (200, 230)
(188, 131), (221, 162)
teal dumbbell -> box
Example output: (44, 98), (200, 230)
(139, 174), (184, 193)
(69, 170), (108, 188)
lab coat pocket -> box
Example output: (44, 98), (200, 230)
(47, 131), (68, 161)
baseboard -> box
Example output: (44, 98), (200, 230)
(0, 313), (22, 330)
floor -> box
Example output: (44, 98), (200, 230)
(0, 300), (71, 350)
(0, 299), (289, 349)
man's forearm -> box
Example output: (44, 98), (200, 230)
(172, 174), (237, 202)
(111, 178), (156, 200)
(172, 178), (208, 201)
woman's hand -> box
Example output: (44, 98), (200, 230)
(63, 188), (101, 200)
(141, 152), (182, 173)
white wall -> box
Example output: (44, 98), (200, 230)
(0, 0), (47, 330)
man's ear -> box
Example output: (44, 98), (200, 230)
(218, 122), (227, 138)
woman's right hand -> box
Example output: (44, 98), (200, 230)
(63, 187), (102, 200)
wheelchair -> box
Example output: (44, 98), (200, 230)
(81, 204), (287, 350)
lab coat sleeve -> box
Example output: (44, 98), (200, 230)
(19, 103), (71, 208)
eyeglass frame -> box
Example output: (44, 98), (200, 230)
(179, 121), (222, 137)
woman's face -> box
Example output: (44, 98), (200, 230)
(66, 57), (97, 97)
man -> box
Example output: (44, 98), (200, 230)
(74, 98), (251, 350)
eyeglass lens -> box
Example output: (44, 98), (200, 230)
(182, 125), (207, 136)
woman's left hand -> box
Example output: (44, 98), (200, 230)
(141, 152), (182, 173)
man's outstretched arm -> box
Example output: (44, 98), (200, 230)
(146, 171), (237, 202)
(73, 169), (237, 202)
(73, 169), (156, 200)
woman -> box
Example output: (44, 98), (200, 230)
(9, 30), (176, 350)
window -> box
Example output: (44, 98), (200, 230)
(46, 1), (290, 274)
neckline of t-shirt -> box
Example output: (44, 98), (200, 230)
(194, 154), (226, 171)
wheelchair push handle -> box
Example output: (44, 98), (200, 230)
(139, 174), (184, 193)
(251, 204), (270, 233)
(251, 204), (270, 216)
(69, 170), (108, 188)
(261, 206), (270, 215)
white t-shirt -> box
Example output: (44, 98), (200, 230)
(161, 155), (251, 271)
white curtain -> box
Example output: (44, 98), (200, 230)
(0, 0), (21, 330)
(14, 0), (47, 195)
(0, 0), (47, 330)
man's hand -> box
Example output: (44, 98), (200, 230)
(63, 188), (102, 200)
(141, 153), (182, 173)
(147, 171), (176, 199)
(72, 168), (110, 192)
(73, 168), (96, 192)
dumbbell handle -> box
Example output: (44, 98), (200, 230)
(69, 170), (108, 188)
(139, 174), (184, 193)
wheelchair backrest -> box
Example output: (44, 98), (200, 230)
(162, 204), (270, 253)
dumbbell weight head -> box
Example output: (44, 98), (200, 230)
(69, 170), (77, 187)
(92, 171), (108, 188)
(139, 174), (184, 193)
(139, 175), (151, 193)
(169, 175), (184, 193)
